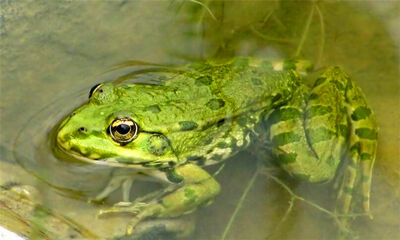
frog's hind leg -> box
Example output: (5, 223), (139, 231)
(266, 67), (347, 184)
(335, 68), (378, 218)
(312, 67), (378, 228)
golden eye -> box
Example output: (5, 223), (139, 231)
(108, 118), (138, 144)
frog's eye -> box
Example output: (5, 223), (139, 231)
(108, 118), (138, 144)
(89, 83), (102, 99)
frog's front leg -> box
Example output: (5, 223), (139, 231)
(99, 163), (220, 235)
(91, 171), (138, 202)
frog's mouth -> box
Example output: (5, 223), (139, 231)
(55, 142), (155, 170)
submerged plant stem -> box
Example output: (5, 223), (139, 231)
(295, 3), (315, 57)
(251, 26), (296, 43)
(315, 4), (325, 66)
(221, 169), (259, 240)
(264, 174), (352, 235)
(188, 0), (217, 21)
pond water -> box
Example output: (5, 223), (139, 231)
(1, 1), (399, 240)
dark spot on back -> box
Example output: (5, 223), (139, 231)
(217, 119), (225, 127)
(144, 105), (161, 114)
(206, 98), (225, 110)
(204, 137), (213, 145)
(309, 93), (319, 100)
(195, 76), (213, 86)
(179, 121), (198, 131)
(251, 78), (262, 85)
(272, 93), (282, 103)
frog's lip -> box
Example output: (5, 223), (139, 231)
(56, 136), (105, 162)
(55, 143), (155, 169)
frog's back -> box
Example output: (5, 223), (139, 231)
(116, 58), (301, 134)
(184, 58), (302, 111)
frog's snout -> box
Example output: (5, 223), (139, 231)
(56, 124), (72, 150)
(56, 122), (88, 151)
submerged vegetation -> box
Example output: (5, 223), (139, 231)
(1, 1), (398, 240)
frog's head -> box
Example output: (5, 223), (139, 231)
(56, 83), (178, 168)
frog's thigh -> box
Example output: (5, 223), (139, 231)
(157, 163), (221, 218)
(268, 85), (343, 183)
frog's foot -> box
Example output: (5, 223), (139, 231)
(89, 173), (137, 203)
(335, 72), (377, 221)
(98, 200), (161, 235)
(99, 163), (220, 235)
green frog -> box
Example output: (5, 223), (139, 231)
(55, 57), (377, 235)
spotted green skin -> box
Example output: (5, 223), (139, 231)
(56, 57), (377, 234)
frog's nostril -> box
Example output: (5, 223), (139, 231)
(78, 127), (87, 133)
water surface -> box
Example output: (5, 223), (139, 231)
(1, 1), (399, 239)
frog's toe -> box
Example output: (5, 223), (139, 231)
(98, 201), (149, 217)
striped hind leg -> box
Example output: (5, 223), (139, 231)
(336, 72), (378, 218)
(266, 66), (377, 220)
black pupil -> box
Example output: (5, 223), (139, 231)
(116, 124), (131, 135)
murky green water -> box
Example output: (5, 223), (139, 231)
(1, 1), (399, 239)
